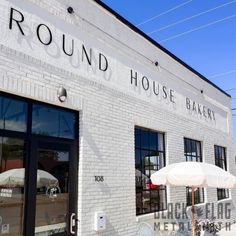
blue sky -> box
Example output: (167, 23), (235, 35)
(101, 0), (236, 154)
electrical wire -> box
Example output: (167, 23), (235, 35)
(208, 69), (236, 79)
(71, 5), (202, 92)
(226, 88), (236, 92)
(159, 14), (236, 43)
(68, 1), (233, 95)
(148, 0), (236, 35)
(136, 0), (192, 27)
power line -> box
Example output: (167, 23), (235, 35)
(232, 108), (236, 110)
(136, 0), (192, 27)
(225, 88), (236, 92)
(208, 69), (236, 79)
(68, 4), (233, 96)
(148, 0), (236, 35)
(159, 14), (236, 43)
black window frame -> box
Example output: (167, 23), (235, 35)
(184, 138), (204, 206)
(135, 127), (167, 216)
(214, 145), (229, 201)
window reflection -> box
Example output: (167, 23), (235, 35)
(35, 149), (69, 235)
(135, 127), (166, 215)
(184, 138), (204, 206)
(0, 96), (27, 132)
(215, 145), (229, 200)
(0, 137), (25, 236)
(32, 105), (76, 139)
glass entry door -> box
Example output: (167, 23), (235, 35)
(35, 147), (70, 235)
(0, 93), (79, 236)
(26, 139), (78, 236)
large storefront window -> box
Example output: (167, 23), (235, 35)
(184, 138), (204, 206)
(0, 137), (25, 236)
(135, 127), (167, 215)
(215, 145), (229, 200)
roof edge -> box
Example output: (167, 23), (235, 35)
(93, 0), (231, 98)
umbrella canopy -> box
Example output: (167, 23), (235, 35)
(150, 162), (236, 236)
(0, 168), (58, 188)
(151, 162), (236, 188)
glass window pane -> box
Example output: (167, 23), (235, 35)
(142, 191), (150, 213)
(0, 137), (25, 236)
(186, 155), (192, 162)
(215, 158), (220, 167)
(196, 142), (201, 156)
(135, 168), (143, 190)
(218, 147), (221, 156)
(141, 130), (149, 149)
(158, 153), (165, 169)
(0, 96), (27, 132)
(144, 167), (150, 179)
(149, 155), (157, 166)
(142, 150), (149, 166)
(184, 139), (190, 155)
(158, 133), (164, 151)
(32, 104), (76, 139)
(191, 140), (197, 156)
(135, 149), (141, 167)
(220, 148), (225, 159)
(136, 191), (142, 215)
(214, 146), (218, 158)
(217, 189), (222, 200)
(185, 139), (202, 162)
(135, 128), (141, 148)
(216, 141), (228, 208)
(135, 127), (166, 215)
(150, 190), (159, 211)
(218, 147), (222, 159)
(226, 189), (229, 198)
(222, 160), (226, 170)
(159, 189), (167, 210)
(149, 132), (157, 150)
(35, 149), (69, 234)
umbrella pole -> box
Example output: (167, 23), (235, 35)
(192, 186), (195, 236)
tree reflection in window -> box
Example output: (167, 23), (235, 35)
(0, 96), (27, 132)
(0, 137), (25, 236)
(32, 104), (76, 139)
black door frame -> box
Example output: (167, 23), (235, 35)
(0, 92), (79, 236)
(24, 136), (78, 236)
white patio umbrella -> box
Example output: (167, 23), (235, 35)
(0, 168), (58, 188)
(150, 162), (236, 236)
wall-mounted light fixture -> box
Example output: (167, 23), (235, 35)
(201, 90), (204, 94)
(154, 61), (159, 67)
(67, 7), (74, 14)
(57, 87), (67, 102)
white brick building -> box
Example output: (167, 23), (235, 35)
(0, 0), (235, 236)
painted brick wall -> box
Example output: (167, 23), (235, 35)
(0, 0), (235, 236)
